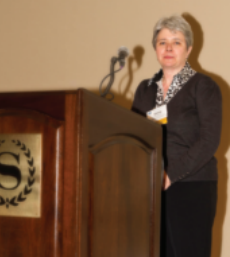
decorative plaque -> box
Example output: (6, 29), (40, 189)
(0, 134), (41, 218)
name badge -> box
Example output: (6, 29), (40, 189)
(146, 105), (168, 124)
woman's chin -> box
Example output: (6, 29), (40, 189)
(161, 63), (176, 70)
(161, 63), (184, 71)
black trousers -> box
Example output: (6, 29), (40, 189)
(160, 181), (217, 257)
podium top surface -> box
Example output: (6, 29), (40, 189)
(0, 88), (161, 147)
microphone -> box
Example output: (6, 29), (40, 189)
(99, 46), (129, 100)
(117, 46), (129, 67)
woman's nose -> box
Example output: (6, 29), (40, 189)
(166, 43), (172, 51)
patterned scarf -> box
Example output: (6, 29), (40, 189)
(148, 62), (196, 107)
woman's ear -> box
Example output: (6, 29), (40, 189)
(187, 46), (193, 58)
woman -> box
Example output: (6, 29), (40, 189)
(132, 16), (222, 257)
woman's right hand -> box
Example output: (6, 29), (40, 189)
(163, 171), (171, 190)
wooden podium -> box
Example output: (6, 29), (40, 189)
(0, 89), (162, 257)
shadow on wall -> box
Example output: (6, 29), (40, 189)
(183, 12), (229, 257)
(93, 45), (145, 110)
(117, 45), (145, 108)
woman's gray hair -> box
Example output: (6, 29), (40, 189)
(152, 15), (193, 49)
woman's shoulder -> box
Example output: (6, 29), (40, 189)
(136, 70), (162, 92)
(137, 71), (162, 89)
(134, 78), (158, 96)
(187, 72), (222, 102)
(187, 72), (221, 93)
(138, 78), (157, 87)
(190, 72), (218, 86)
(137, 78), (151, 88)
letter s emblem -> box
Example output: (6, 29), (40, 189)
(0, 152), (21, 190)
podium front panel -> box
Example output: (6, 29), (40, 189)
(89, 136), (155, 257)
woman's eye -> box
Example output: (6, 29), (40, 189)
(175, 41), (180, 45)
(159, 42), (165, 45)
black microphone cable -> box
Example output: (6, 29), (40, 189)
(99, 47), (129, 100)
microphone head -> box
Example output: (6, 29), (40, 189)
(118, 46), (129, 58)
(117, 46), (129, 67)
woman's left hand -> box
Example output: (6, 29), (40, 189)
(163, 172), (171, 190)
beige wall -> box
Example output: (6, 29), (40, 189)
(0, 1), (229, 256)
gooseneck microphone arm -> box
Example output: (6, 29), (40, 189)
(99, 46), (129, 100)
(99, 57), (122, 100)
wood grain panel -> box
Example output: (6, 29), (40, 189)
(89, 136), (156, 257)
(0, 109), (64, 257)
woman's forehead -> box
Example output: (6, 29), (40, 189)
(157, 28), (185, 40)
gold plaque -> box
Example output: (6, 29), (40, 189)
(0, 134), (41, 218)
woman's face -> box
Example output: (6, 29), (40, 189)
(155, 28), (192, 72)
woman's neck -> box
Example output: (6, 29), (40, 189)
(162, 66), (182, 82)
(161, 65), (185, 98)
(161, 69), (178, 99)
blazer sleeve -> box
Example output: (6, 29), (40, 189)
(166, 77), (222, 183)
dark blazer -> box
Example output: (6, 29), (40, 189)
(132, 73), (222, 183)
